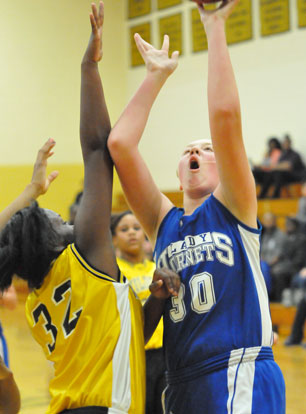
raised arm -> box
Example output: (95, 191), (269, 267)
(108, 35), (179, 243)
(74, 1), (118, 279)
(199, 0), (257, 227)
(0, 138), (58, 232)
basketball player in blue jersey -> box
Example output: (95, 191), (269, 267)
(108, 0), (286, 413)
(0, 2), (180, 413)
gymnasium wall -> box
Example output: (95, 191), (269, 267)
(0, 0), (125, 219)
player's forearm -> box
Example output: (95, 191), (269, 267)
(143, 294), (166, 344)
(0, 372), (20, 414)
(0, 183), (41, 232)
(80, 61), (111, 152)
(108, 72), (166, 153)
(205, 18), (241, 119)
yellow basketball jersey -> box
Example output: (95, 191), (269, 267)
(116, 257), (163, 350)
(25, 244), (145, 414)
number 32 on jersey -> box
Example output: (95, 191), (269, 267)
(32, 279), (83, 354)
(170, 272), (216, 322)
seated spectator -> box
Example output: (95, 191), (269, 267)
(261, 212), (286, 267)
(296, 180), (306, 231)
(257, 135), (306, 199)
(253, 136), (282, 180)
(260, 212), (286, 296)
(284, 294), (306, 347)
(269, 217), (306, 302)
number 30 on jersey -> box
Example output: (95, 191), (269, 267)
(170, 272), (216, 322)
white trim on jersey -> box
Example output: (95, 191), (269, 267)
(238, 224), (273, 346)
(111, 283), (132, 413)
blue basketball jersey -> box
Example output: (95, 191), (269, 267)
(154, 194), (273, 372)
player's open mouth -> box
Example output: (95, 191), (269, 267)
(190, 160), (199, 170)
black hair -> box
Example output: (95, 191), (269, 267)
(74, 191), (83, 205)
(0, 202), (63, 291)
(110, 210), (132, 236)
(268, 137), (281, 153)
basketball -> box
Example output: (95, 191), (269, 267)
(190, 0), (221, 4)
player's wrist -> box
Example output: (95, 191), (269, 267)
(25, 182), (42, 200)
(203, 14), (226, 36)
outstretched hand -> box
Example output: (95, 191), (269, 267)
(83, 1), (104, 63)
(31, 138), (59, 196)
(149, 268), (180, 299)
(197, 0), (240, 27)
(134, 33), (179, 78)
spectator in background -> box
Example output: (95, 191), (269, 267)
(269, 217), (306, 302)
(284, 294), (306, 347)
(257, 134), (306, 199)
(261, 212), (286, 269)
(253, 137), (282, 186)
(296, 180), (306, 232)
(260, 212), (286, 296)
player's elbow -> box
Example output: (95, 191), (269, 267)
(212, 103), (241, 121)
(107, 132), (128, 158)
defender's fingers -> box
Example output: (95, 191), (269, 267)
(149, 280), (163, 293)
(91, 3), (99, 25)
(37, 139), (56, 161)
(162, 276), (177, 295)
(89, 13), (98, 33)
(48, 171), (59, 184)
(161, 34), (169, 52)
(98, 1), (104, 26)
(46, 151), (54, 159)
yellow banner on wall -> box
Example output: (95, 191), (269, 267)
(128, 0), (151, 19)
(191, 8), (208, 52)
(297, 0), (306, 27)
(191, 0), (252, 53)
(260, 0), (290, 36)
(226, 0), (252, 44)
(159, 13), (183, 55)
(130, 22), (151, 66)
(157, 0), (182, 10)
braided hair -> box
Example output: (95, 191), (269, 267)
(0, 202), (63, 291)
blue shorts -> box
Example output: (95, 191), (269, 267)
(163, 347), (285, 414)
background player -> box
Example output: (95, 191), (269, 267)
(108, 0), (286, 413)
(111, 211), (166, 414)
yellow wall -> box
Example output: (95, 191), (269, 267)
(0, 0), (125, 219)
(0, 163), (123, 221)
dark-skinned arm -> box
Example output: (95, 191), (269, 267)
(74, 1), (118, 279)
(143, 268), (180, 344)
(0, 357), (20, 414)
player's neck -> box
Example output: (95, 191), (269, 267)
(183, 193), (210, 216)
(120, 251), (145, 265)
